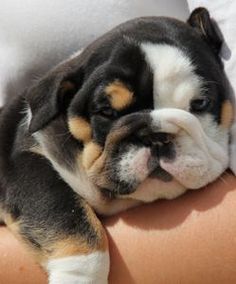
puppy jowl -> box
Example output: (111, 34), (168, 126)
(0, 7), (233, 284)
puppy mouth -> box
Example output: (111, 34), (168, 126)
(149, 166), (173, 182)
(147, 152), (174, 182)
(109, 146), (174, 194)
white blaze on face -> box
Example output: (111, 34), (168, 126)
(141, 43), (201, 111)
(137, 43), (229, 190)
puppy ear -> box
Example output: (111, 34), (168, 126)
(187, 7), (222, 55)
(25, 68), (83, 133)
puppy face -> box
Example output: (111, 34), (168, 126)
(26, 8), (233, 209)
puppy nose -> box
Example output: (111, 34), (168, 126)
(137, 128), (172, 147)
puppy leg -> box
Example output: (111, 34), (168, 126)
(46, 204), (109, 284)
(2, 151), (110, 283)
(5, 200), (109, 284)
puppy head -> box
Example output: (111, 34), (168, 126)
(25, 8), (233, 204)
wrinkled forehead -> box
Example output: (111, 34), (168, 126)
(87, 43), (203, 112)
(141, 43), (202, 111)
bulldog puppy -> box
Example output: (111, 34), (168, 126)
(0, 8), (233, 284)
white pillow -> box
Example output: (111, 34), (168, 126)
(187, 1), (236, 174)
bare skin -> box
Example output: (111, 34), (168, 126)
(0, 172), (236, 284)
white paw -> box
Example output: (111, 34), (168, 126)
(47, 251), (109, 284)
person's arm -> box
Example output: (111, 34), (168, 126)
(0, 172), (236, 283)
(105, 172), (236, 283)
(0, 226), (47, 283)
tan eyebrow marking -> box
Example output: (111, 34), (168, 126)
(68, 117), (92, 143)
(105, 80), (134, 110)
(220, 100), (234, 128)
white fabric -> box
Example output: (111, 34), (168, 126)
(187, 0), (236, 174)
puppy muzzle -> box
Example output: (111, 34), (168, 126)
(88, 108), (229, 195)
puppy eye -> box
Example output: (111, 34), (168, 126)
(190, 97), (211, 112)
(100, 107), (118, 118)
(101, 108), (113, 117)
